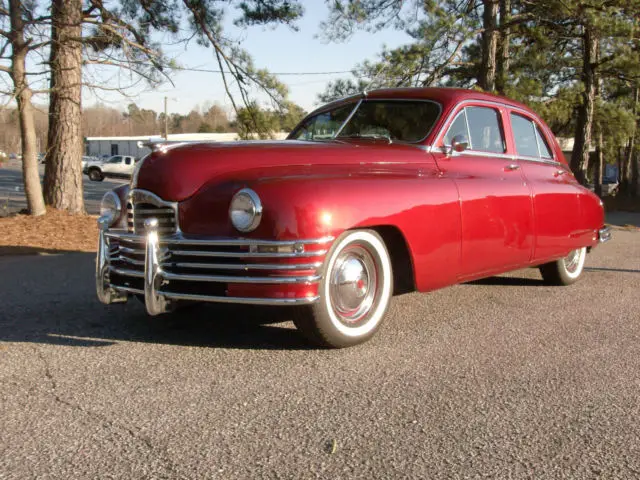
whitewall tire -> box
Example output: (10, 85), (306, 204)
(539, 247), (587, 286)
(293, 229), (393, 348)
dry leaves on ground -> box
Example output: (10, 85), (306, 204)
(0, 208), (98, 255)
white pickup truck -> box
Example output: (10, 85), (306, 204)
(83, 155), (137, 182)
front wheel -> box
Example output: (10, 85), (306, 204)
(539, 247), (587, 286)
(293, 229), (393, 348)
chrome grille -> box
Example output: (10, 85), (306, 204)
(127, 202), (177, 235)
(126, 189), (178, 236)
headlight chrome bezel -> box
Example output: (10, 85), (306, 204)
(100, 190), (122, 227)
(229, 188), (262, 233)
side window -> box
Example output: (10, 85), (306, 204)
(109, 155), (122, 164)
(510, 114), (539, 157)
(443, 110), (469, 145)
(465, 106), (505, 153)
(535, 126), (553, 159)
(125, 157), (132, 165)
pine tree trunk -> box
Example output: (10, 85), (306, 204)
(479, 0), (499, 92)
(594, 130), (603, 198)
(43, 0), (84, 214)
(621, 86), (638, 197)
(8, 0), (46, 216)
(496, 0), (511, 95)
(570, 26), (598, 185)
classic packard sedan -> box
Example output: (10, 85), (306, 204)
(96, 88), (610, 347)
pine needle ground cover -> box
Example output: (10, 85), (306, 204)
(0, 208), (98, 255)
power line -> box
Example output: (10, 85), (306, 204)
(169, 65), (353, 76)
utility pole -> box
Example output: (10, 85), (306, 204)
(164, 96), (169, 139)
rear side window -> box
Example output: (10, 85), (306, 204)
(511, 113), (553, 159)
(444, 106), (505, 153)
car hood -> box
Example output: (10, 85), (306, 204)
(134, 140), (430, 201)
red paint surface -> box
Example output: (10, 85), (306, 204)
(131, 88), (605, 298)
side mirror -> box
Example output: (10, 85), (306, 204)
(446, 135), (469, 156)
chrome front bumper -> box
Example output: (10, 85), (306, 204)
(96, 216), (332, 315)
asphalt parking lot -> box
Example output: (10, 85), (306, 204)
(0, 162), (125, 215)
(1, 204), (638, 478)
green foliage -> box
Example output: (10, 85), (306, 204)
(319, 0), (640, 185)
(235, 101), (306, 139)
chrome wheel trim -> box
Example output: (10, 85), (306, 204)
(329, 245), (378, 325)
(563, 247), (586, 279)
(323, 231), (392, 337)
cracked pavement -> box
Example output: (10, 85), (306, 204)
(0, 215), (639, 479)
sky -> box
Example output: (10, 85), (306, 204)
(83, 2), (413, 116)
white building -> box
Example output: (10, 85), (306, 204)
(84, 132), (288, 159)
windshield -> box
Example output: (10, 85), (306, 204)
(290, 99), (441, 143)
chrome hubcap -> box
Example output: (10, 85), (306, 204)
(329, 245), (377, 324)
(563, 249), (581, 274)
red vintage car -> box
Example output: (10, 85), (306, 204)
(96, 88), (610, 348)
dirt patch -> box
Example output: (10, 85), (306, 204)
(0, 208), (98, 255)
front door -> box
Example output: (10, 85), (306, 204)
(433, 104), (534, 278)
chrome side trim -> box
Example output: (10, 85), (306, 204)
(160, 271), (321, 285)
(170, 249), (328, 259)
(104, 231), (334, 247)
(598, 227), (612, 243)
(159, 291), (320, 306)
(163, 261), (323, 271)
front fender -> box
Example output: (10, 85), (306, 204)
(178, 168), (461, 292)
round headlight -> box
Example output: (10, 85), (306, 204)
(229, 188), (262, 232)
(100, 191), (121, 227)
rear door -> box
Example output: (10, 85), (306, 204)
(432, 103), (534, 278)
(509, 112), (583, 262)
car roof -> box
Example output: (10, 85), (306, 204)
(316, 87), (536, 117)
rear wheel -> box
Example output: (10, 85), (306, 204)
(539, 247), (587, 286)
(293, 229), (393, 348)
(88, 168), (103, 182)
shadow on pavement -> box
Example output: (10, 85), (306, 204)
(605, 211), (640, 228)
(0, 252), (313, 350)
(465, 275), (546, 287)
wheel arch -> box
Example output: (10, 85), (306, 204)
(350, 224), (416, 296)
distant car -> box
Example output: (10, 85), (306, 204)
(9, 153), (17, 160)
(94, 87), (610, 348)
(84, 155), (137, 182)
(587, 178), (618, 196)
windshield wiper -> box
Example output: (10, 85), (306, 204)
(337, 133), (393, 144)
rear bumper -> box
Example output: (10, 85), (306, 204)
(96, 216), (331, 315)
(598, 226), (612, 243)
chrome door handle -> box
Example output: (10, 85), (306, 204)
(505, 164), (520, 171)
